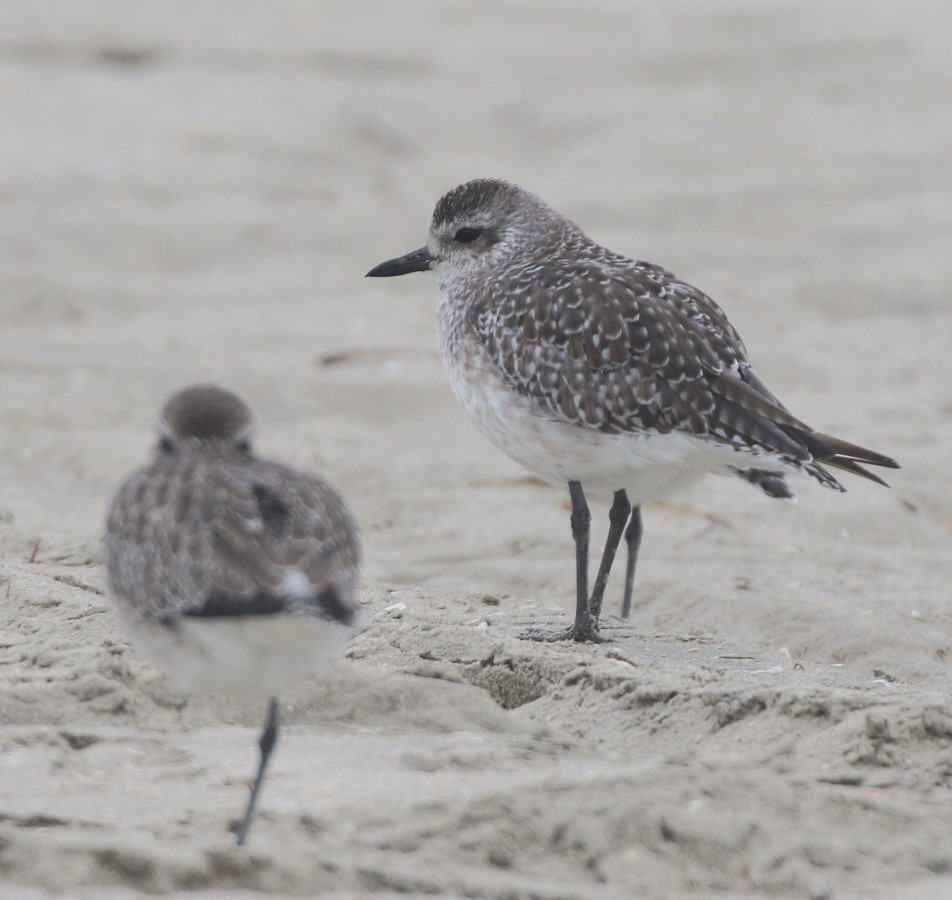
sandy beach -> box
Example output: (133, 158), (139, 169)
(2, 1), (951, 896)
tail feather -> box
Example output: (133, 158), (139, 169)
(810, 432), (900, 470)
(711, 372), (899, 490)
(822, 457), (891, 488)
(791, 430), (899, 488)
(802, 461), (848, 492)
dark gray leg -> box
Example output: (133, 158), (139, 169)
(567, 480), (591, 631)
(521, 481), (602, 643)
(235, 697), (279, 847)
(589, 489), (631, 620)
(620, 506), (643, 619)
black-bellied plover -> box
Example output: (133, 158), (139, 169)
(104, 384), (360, 845)
(367, 178), (898, 643)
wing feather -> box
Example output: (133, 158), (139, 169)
(474, 257), (897, 486)
(105, 458), (359, 622)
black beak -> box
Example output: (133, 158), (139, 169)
(366, 246), (434, 278)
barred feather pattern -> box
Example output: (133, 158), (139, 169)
(105, 386), (360, 627)
(106, 454), (361, 624)
(431, 179), (897, 498)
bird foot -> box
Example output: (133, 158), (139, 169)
(518, 622), (606, 643)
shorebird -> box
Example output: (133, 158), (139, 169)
(104, 384), (360, 845)
(367, 178), (898, 642)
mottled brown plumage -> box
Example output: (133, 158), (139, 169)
(104, 384), (360, 845)
(107, 408), (359, 626)
(459, 201), (892, 488)
(368, 178), (898, 641)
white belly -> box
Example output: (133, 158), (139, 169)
(443, 340), (785, 504)
(112, 605), (354, 699)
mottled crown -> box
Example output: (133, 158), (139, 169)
(157, 384), (253, 443)
(433, 179), (523, 227)
(432, 179), (567, 231)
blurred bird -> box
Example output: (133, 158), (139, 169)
(105, 384), (360, 845)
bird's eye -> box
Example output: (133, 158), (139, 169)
(235, 440), (251, 455)
(159, 437), (176, 453)
(453, 227), (482, 244)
